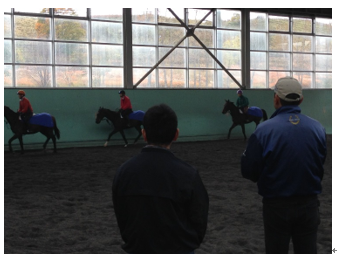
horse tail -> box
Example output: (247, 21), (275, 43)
(52, 116), (60, 139)
(262, 109), (268, 121)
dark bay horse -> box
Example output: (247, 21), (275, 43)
(222, 100), (268, 140)
(4, 106), (60, 153)
(95, 107), (143, 147)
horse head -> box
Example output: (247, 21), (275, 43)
(4, 106), (19, 120)
(95, 107), (104, 124)
(222, 100), (235, 114)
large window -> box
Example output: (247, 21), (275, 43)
(4, 8), (123, 88)
(250, 12), (332, 88)
(4, 8), (332, 88)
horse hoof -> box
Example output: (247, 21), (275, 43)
(124, 144), (128, 148)
(104, 142), (108, 147)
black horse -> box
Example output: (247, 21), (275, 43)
(222, 100), (268, 140)
(95, 107), (143, 147)
(4, 106), (60, 153)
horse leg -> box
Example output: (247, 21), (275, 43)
(104, 129), (119, 147)
(262, 109), (268, 121)
(43, 135), (57, 153)
(133, 125), (142, 144)
(227, 123), (237, 139)
(240, 124), (247, 140)
(255, 117), (262, 129)
(40, 129), (57, 153)
(11, 134), (24, 154)
(18, 135), (25, 154)
(43, 137), (50, 152)
(43, 136), (57, 153)
(8, 134), (19, 153)
(119, 130), (128, 147)
(51, 135), (57, 153)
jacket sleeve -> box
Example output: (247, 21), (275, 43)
(188, 172), (209, 244)
(241, 133), (264, 182)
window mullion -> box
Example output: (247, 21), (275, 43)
(11, 8), (16, 87)
(52, 9), (56, 88)
(88, 8), (92, 88)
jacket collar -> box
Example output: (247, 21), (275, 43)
(270, 105), (301, 119)
(142, 145), (174, 155)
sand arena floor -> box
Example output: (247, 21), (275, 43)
(4, 136), (332, 254)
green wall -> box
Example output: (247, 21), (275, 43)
(4, 88), (332, 151)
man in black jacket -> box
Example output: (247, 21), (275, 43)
(113, 104), (209, 254)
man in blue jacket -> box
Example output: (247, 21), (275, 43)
(241, 77), (326, 254)
(113, 104), (209, 254)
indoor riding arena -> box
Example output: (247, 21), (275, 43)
(3, 8), (332, 254)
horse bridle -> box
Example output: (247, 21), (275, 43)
(96, 111), (112, 126)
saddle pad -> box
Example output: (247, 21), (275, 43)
(247, 106), (263, 118)
(29, 113), (54, 127)
(129, 110), (145, 121)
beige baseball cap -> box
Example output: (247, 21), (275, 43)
(274, 77), (303, 102)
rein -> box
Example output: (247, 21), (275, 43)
(97, 111), (112, 126)
(103, 118), (112, 125)
(97, 108), (118, 126)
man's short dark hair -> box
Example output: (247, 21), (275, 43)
(143, 104), (178, 145)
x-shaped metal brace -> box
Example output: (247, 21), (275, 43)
(133, 8), (243, 89)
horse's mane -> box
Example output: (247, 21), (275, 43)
(99, 107), (117, 114)
(98, 107), (120, 121)
(224, 100), (240, 114)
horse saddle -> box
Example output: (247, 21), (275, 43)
(247, 106), (263, 118)
(28, 113), (54, 127)
(129, 110), (145, 121)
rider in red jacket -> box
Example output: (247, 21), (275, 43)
(17, 90), (33, 132)
(119, 90), (133, 125)
(17, 90), (33, 121)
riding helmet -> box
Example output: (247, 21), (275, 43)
(17, 90), (26, 96)
(237, 89), (243, 94)
(119, 90), (125, 94)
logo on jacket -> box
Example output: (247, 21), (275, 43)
(289, 115), (300, 125)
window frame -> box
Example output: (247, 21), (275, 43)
(4, 8), (332, 89)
